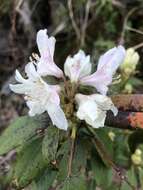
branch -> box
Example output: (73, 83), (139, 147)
(80, 0), (91, 47)
(105, 95), (143, 130)
(106, 111), (143, 130)
(111, 94), (143, 112)
(67, 0), (80, 41)
(120, 7), (138, 44)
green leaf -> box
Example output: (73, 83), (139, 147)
(120, 167), (137, 190)
(88, 127), (114, 167)
(91, 149), (113, 188)
(13, 138), (46, 188)
(59, 176), (87, 190)
(34, 169), (57, 190)
(0, 116), (44, 155)
(42, 126), (59, 163)
(72, 138), (89, 175)
(114, 134), (130, 167)
(57, 138), (88, 182)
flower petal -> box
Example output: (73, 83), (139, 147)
(36, 29), (63, 78)
(75, 93), (117, 128)
(46, 103), (68, 130)
(25, 63), (40, 81)
(27, 100), (45, 116)
(64, 50), (91, 82)
(9, 84), (32, 94)
(15, 70), (27, 83)
(80, 46), (126, 95)
(36, 29), (55, 60)
(97, 45), (126, 74)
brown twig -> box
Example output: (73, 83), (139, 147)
(132, 42), (143, 50)
(67, 0), (80, 41)
(106, 111), (143, 130)
(120, 7), (138, 44)
(80, 0), (91, 47)
(126, 26), (143, 36)
(111, 94), (143, 112)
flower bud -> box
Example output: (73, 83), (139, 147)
(135, 149), (142, 156)
(131, 149), (142, 165)
(108, 131), (115, 141)
(124, 83), (133, 94)
(120, 48), (139, 76)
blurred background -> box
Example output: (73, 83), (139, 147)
(0, 0), (143, 129)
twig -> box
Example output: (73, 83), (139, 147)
(132, 42), (143, 50)
(126, 26), (143, 36)
(120, 7), (138, 44)
(111, 94), (143, 112)
(67, 0), (80, 41)
(80, 0), (91, 47)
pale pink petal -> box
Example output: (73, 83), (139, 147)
(80, 46), (126, 95)
(37, 57), (63, 78)
(36, 29), (55, 60)
(36, 29), (63, 78)
(64, 50), (91, 82)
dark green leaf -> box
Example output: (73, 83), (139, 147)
(114, 134), (130, 167)
(120, 167), (137, 190)
(34, 169), (57, 190)
(0, 116), (44, 155)
(59, 176), (87, 190)
(91, 149), (113, 188)
(14, 138), (46, 188)
(42, 126), (59, 163)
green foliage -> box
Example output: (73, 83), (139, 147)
(114, 133), (131, 167)
(13, 138), (46, 188)
(0, 115), (143, 189)
(59, 176), (87, 190)
(42, 126), (59, 163)
(0, 116), (44, 155)
(90, 152), (113, 189)
(30, 169), (57, 190)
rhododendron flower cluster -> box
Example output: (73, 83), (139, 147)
(10, 29), (126, 130)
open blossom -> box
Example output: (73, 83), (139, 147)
(75, 94), (118, 128)
(9, 29), (126, 131)
(9, 63), (68, 130)
(80, 46), (126, 95)
(64, 50), (91, 82)
(36, 29), (63, 78)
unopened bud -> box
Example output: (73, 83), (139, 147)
(108, 131), (115, 141)
(120, 48), (139, 76)
(131, 149), (142, 165)
(135, 149), (142, 156)
(124, 83), (133, 94)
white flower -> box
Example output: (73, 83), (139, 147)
(36, 29), (63, 78)
(75, 93), (118, 128)
(64, 50), (91, 82)
(80, 46), (126, 95)
(9, 63), (68, 130)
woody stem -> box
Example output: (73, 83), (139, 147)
(67, 126), (77, 177)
